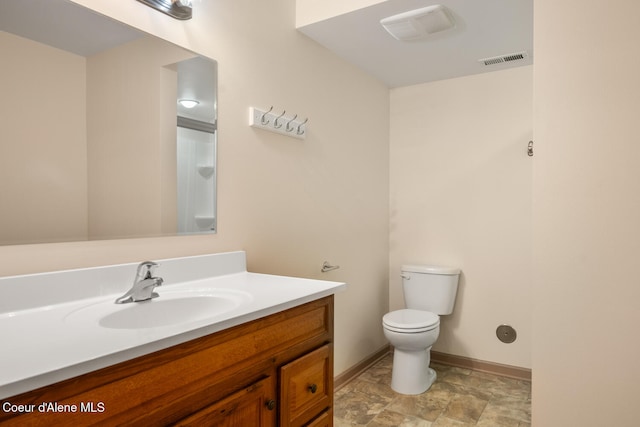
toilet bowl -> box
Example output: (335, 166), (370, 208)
(383, 264), (460, 395)
(383, 309), (440, 394)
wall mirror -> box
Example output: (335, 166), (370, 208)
(0, 0), (217, 246)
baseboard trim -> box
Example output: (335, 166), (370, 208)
(431, 351), (531, 381)
(334, 347), (531, 390)
(334, 345), (391, 391)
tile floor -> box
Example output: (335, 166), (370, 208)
(334, 353), (531, 426)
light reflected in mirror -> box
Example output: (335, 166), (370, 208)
(0, 0), (217, 245)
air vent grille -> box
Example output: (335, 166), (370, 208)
(479, 51), (528, 66)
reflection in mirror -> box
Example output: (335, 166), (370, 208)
(0, 0), (217, 245)
(176, 58), (217, 235)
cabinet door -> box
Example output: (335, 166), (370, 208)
(175, 376), (276, 426)
(280, 344), (333, 427)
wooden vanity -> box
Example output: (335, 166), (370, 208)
(0, 296), (334, 426)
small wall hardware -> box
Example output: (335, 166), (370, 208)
(527, 140), (534, 157)
(321, 261), (340, 273)
(250, 106), (308, 140)
(496, 324), (517, 343)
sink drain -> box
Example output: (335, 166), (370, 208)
(496, 324), (517, 343)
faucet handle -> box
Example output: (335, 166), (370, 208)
(136, 261), (159, 281)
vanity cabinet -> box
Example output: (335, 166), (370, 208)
(0, 296), (334, 426)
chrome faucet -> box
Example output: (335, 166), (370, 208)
(115, 261), (164, 304)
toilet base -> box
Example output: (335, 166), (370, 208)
(390, 346), (436, 395)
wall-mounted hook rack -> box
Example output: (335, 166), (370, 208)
(250, 106), (308, 140)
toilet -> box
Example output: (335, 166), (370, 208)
(382, 264), (460, 395)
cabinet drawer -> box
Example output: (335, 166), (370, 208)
(305, 409), (332, 427)
(280, 344), (333, 427)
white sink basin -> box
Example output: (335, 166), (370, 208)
(64, 289), (252, 329)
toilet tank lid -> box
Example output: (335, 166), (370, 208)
(402, 265), (460, 275)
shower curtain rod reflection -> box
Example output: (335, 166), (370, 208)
(177, 116), (216, 134)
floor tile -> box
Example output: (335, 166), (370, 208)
(334, 353), (531, 427)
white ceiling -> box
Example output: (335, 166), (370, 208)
(298, 0), (533, 88)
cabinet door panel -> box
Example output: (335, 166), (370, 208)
(280, 344), (333, 427)
(176, 376), (276, 426)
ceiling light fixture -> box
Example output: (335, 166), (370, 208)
(136, 0), (193, 20)
(178, 99), (199, 109)
(380, 5), (455, 41)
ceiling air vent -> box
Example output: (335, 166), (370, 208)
(479, 51), (528, 66)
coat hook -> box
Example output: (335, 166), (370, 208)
(285, 114), (298, 132)
(261, 106), (273, 125)
(527, 140), (534, 157)
(296, 118), (309, 135)
(274, 110), (286, 129)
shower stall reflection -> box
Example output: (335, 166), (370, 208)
(177, 124), (216, 233)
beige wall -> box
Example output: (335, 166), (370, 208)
(87, 37), (193, 239)
(0, 31), (88, 245)
(390, 66), (533, 369)
(0, 0), (390, 375)
(1, 32), (193, 244)
(533, 1), (640, 425)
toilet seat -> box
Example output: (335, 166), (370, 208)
(383, 309), (439, 333)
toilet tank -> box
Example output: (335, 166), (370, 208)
(401, 265), (460, 315)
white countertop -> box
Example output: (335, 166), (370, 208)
(0, 252), (345, 399)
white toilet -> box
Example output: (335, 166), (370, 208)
(382, 264), (460, 395)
